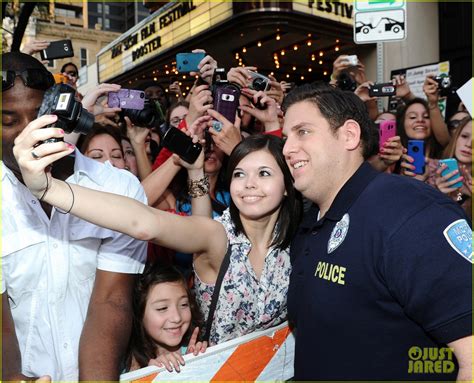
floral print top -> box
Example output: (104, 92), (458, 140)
(193, 209), (291, 346)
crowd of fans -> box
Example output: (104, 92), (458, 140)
(2, 39), (472, 381)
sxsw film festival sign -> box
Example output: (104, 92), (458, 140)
(97, 1), (232, 83)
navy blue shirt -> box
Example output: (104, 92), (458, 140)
(288, 162), (472, 381)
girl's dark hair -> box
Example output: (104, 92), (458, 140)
(79, 126), (123, 155)
(396, 98), (443, 158)
(227, 134), (302, 250)
(125, 263), (202, 370)
(60, 62), (78, 74)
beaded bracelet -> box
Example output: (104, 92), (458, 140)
(187, 175), (210, 198)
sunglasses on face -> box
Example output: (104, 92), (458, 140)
(1, 69), (55, 92)
(66, 71), (78, 77)
(448, 119), (462, 130)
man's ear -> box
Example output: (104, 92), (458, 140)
(340, 119), (362, 152)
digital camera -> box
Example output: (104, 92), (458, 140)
(336, 71), (357, 92)
(37, 84), (94, 140)
(248, 71), (270, 92)
(434, 74), (453, 97)
(121, 99), (164, 128)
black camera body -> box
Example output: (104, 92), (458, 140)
(434, 74), (454, 97)
(37, 84), (94, 139)
(336, 71), (357, 92)
(121, 99), (164, 128)
(369, 83), (396, 97)
(248, 71), (270, 92)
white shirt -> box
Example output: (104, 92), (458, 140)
(1, 151), (147, 381)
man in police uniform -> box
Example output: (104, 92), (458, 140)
(282, 83), (472, 381)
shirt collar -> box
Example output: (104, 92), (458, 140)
(300, 162), (379, 228)
(1, 161), (19, 185)
(70, 149), (113, 186)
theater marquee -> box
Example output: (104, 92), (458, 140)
(97, 0), (233, 83)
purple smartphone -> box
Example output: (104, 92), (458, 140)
(107, 89), (145, 110)
(378, 120), (396, 151)
(213, 85), (240, 124)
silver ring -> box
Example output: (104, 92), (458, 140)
(31, 150), (40, 160)
(212, 120), (223, 132)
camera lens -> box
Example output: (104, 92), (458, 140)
(412, 146), (419, 153)
(252, 78), (265, 91)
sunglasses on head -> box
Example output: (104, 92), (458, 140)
(1, 69), (55, 92)
(447, 119), (462, 130)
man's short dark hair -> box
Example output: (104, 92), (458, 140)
(282, 83), (377, 159)
(2, 51), (47, 71)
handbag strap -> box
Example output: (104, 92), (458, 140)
(203, 243), (232, 343)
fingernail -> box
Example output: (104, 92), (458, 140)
(67, 143), (75, 149)
(58, 129), (64, 135)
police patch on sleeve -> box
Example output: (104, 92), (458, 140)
(328, 213), (350, 254)
(443, 219), (473, 263)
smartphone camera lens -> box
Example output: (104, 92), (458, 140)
(412, 146), (419, 153)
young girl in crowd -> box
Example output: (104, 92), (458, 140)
(434, 117), (472, 220)
(125, 263), (206, 372)
(15, 124), (302, 347)
(397, 98), (443, 184)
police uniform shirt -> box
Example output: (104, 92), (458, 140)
(288, 162), (472, 381)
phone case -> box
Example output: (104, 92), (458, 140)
(378, 120), (396, 150)
(439, 158), (463, 188)
(407, 140), (425, 175)
(108, 89), (145, 110)
(40, 40), (74, 60)
(176, 52), (206, 73)
(213, 85), (240, 124)
(162, 127), (202, 164)
(369, 83), (396, 97)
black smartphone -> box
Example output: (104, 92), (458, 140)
(40, 40), (74, 60)
(161, 128), (202, 164)
(369, 83), (396, 97)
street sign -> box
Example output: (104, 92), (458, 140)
(355, 0), (405, 12)
(354, 9), (406, 43)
